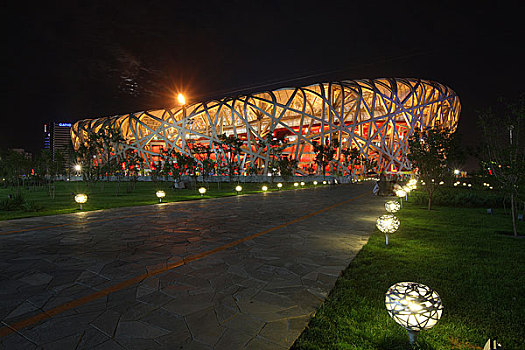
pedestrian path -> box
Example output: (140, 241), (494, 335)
(0, 184), (382, 349)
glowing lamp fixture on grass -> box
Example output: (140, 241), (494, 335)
(376, 214), (400, 245)
(277, 183), (283, 189)
(385, 200), (401, 213)
(300, 181), (305, 186)
(313, 181), (318, 185)
(74, 194), (88, 210)
(261, 185), (268, 192)
(322, 180), (327, 185)
(294, 182), (299, 187)
(396, 189), (407, 208)
(156, 190), (166, 203)
(235, 185), (243, 193)
(198, 187), (206, 196)
(385, 282), (444, 345)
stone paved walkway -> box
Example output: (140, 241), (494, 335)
(0, 184), (382, 349)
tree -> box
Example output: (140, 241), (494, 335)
(407, 126), (460, 210)
(215, 134), (244, 182)
(312, 138), (339, 177)
(478, 96), (524, 237)
(341, 147), (361, 178)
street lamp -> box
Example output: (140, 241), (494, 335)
(294, 182), (299, 187)
(313, 181), (318, 185)
(156, 190), (166, 203)
(322, 180), (327, 185)
(198, 187), (206, 196)
(75, 193), (88, 210)
(177, 93), (186, 105)
(74, 164), (82, 173)
(235, 185), (242, 194)
(300, 181), (305, 186)
(396, 189), (407, 208)
(376, 214), (400, 245)
(385, 200), (401, 213)
(262, 185), (268, 191)
(385, 282), (444, 345)
(277, 183), (283, 190)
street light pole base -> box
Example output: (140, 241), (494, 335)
(407, 330), (419, 346)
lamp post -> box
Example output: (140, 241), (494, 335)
(156, 190), (166, 203)
(235, 185), (242, 194)
(376, 214), (400, 245)
(177, 93), (187, 150)
(198, 187), (206, 196)
(74, 164), (82, 176)
(262, 185), (268, 192)
(74, 194), (88, 210)
(385, 200), (401, 213)
(300, 181), (305, 186)
(277, 183), (283, 190)
(294, 182), (299, 187)
(396, 189), (406, 208)
(313, 180), (318, 185)
(385, 282), (443, 345)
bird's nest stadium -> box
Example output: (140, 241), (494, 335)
(71, 78), (460, 175)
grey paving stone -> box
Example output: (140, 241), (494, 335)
(0, 184), (382, 349)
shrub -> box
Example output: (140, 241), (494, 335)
(413, 188), (506, 208)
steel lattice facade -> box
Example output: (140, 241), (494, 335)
(71, 78), (460, 174)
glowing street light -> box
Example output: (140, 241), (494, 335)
(313, 181), (318, 185)
(156, 190), (166, 203)
(74, 164), (82, 172)
(177, 93), (186, 106)
(277, 183), (283, 189)
(396, 189), (407, 208)
(235, 185), (242, 193)
(322, 180), (327, 185)
(376, 214), (400, 245)
(454, 169), (460, 175)
(385, 200), (401, 213)
(74, 193), (88, 210)
(300, 181), (305, 186)
(294, 182), (299, 187)
(262, 185), (268, 191)
(198, 187), (207, 196)
(385, 282), (444, 345)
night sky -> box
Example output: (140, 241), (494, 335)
(4, 1), (524, 168)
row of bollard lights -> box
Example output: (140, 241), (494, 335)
(74, 180), (332, 207)
(377, 179), (444, 346)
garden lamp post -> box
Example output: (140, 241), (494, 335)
(156, 190), (166, 203)
(198, 187), (206, 196)
(74, 194), (88, 210)
(277, 183), (283, 190)
(376, 214), (400, 245)
(385, 200), (401, 213)
(262, 185), (268, 192)
(235, 185), (242, 194)
(300, 181), (305, 186)
(385, 282), (443, 346)
(396, 189), (406, 208)
(313, 180), (318, 185)
(294, 182), (299, 187)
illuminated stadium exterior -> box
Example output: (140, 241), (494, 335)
(71, 78), (460, 175)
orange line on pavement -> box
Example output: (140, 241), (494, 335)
(0, 192), (367, 337)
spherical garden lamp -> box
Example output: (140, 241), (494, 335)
(198, 187), (207, 196)
(376, 214), (400, 245)
(396, 189), (407, 208)
(262, 185), (268, 192)
(156, 190), (166, 203)
(385, 200), (401, 213)
(74, 194), (88, 210)
(277, 183), (283, 190)
(300, 181), (305, 186)
(294, 182), (299, 187)
(235, 185), (242, 194)
(313, 180), (318, 185)
(322, 180), (327, 185)
(385, 282), (443, 345)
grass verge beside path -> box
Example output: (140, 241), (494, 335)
(0, 181), (326, 220)
(292, 201), (525, 350)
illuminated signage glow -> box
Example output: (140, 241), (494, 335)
(58, 123), (72, 127)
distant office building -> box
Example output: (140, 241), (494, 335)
(43, 122), (72, 163)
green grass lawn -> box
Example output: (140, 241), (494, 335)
(292, 200), (525, 350)
(0, 180), (323, 220)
